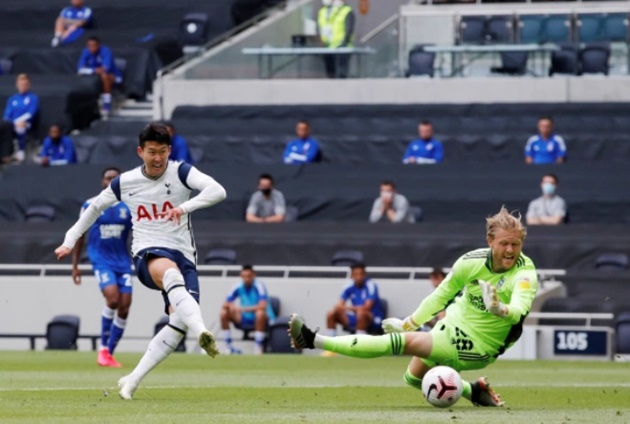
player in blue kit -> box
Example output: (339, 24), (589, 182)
(72, 167), (132, 368)
(52, 0), (93, 47)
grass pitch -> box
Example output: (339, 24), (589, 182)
(1, 351), (629, 423)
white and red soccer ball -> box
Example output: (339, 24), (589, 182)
(421, 366), (463, 408)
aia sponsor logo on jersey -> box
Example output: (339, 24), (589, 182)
(136, 202), (174, 221)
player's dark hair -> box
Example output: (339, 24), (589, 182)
(102, 166), (121, 178)
(138, 122), (171, 147)
(162, 120), (175, 130)
(297, 119), (310, 127)
(420, 120), (432, 126)
(429, 267), (446, 279)
(381, 180), (396, 189)
(539, 115), (553, 123)
(87, 36), (100, 44)
(543, 173), (559, 184)
(351, 262), (366, 271)
(49, 123), (63, 132)
(241, 264), (255, 272)
(259, 174), (274, 184)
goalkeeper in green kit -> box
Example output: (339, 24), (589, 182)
(289, 207), (538, 407)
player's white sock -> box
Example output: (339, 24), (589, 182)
(163, 268), (206, 337)
(221, 329), (232, 345)
(254, 331), (265, 344)
(314, 334), (327, 349)
(356, 330), (367, 335)
(128, 314), (187, 384)
(327, 329), (337, 337)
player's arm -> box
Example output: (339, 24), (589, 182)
(55, 187), (118, 259)
(71, 235), (85, 285)
(434, 141), (444, 163)
(77, 49), (93, 75)
(383, 260), (466, 332)
(481, 271), (538, 322)
(304, 140), (320, 162)
(264, 194), (286, 223)
(166, 166), (226, 224)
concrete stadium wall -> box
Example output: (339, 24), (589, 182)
(155, 76), (630, 119)
(0, 276), (432, 352)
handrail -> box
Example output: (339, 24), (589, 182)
(529, 312), (614, 327)
(360, 13), (399, 44)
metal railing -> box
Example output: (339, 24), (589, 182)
(528, 312), (615, 327)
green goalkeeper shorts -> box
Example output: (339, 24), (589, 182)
(421, 321), (497, 372)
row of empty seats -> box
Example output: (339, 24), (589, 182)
(459, 13), (629, 44)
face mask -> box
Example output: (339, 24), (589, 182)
(381, 191), (393, 200)
(542, 182), (556, 196)
(261, 188), (272, 196)
(332, 0), (344, 6)
(322, 0), (332, 6)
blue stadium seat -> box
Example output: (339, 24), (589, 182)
(459, 16), (486, 44)
(616, 312), (630, 354)
(576, 14), (603, 43)
(406, 45), (435, 78)
(603, 13), (629, 42)
(45, 315), (80, 350)
(518, 15), (545, 44)
(0, 58), (12, 74)
(579, 42), (611, 76)
(595, 253), (629, 271)
(544, 15), (572, 43)
(284, 205), (299, 222)
(204, 248), (237, 265)
(267, 316), (300, 354)
(491, 52), (529, 75)
(410, 205), (424, 223)
(549, 42), (579, 76)
(331, 250), (364, 267)
(25, 205), (55, 223)
(487, 16), (514, 43)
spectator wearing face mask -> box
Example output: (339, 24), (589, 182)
(369, 180), (414, 224)
(245, 174), (286, 223)
(526, 174), (566, 225)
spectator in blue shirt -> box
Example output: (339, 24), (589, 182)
(283, 120), (321, 164)
(325, 263), (383, 337)
(220, 265), (276, 355)
(52, 0), (93, 47)
(525, 116), (567, 164)
(403, 120), (444, 164)
(3, 74), (39, 163)
(164, 122), (193, 163)
(38, 124), (77, 167)
(78, 37), (122, 118)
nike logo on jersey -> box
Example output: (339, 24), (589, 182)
(129, 192), (136, 197)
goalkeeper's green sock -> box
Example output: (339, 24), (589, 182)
(404, 368), (422, 391)
(318, 333), (405, 358)
(462, 380), (472, 400)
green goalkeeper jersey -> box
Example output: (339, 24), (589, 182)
(412, 248), (539, 356)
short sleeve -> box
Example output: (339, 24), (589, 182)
(226, 285), (240, 302)
(273, 191), (286, 216)
(365, 280), (378, 301)
(340, 284), (352, 301)
(246, 192), (260, 216)
(525, 199), (537, 219)
(254, 281), (269, 300)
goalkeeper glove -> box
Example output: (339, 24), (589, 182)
(479, 280), (508, 318)
(382, 316), (418, 333)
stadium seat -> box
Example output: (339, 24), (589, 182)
(267, 316), (300, 354)
(459, 16), (486, 44)
(0, 58), (12, 74)
(410, 206), (424, 223)
(154, 315), (186, 352)
(343, 298), (388, 335)
(579, 42), (611, 75)
(518, 14), (545, 44)
(576, 14), (603, 43)
(603, 13), (629, 42)
(179, 13), (209, 46)
(487, 16), (514, 43)
(491, 51), (529, 75)
(615, 312), (630, 354)
(114, 57), (127, 83)
(284, 205), (299, 222)
(595, 253), (629, 271)
(549, 42), (579, 76)
(204, 248), (238, 265)
(539, 297), (580, 326)
(544, 15), (572, 43)
(331, 250), (364, 267)
(406, 45), (435, 78)
(25, 205), (55, 223)
(45, 315), (80, 350)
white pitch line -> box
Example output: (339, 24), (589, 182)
(1, 382), (630, 392)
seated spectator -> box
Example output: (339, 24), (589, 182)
(246, 174), (286, 223)
(283, 120), (321, 165)
(77, 37), (122, 118)
(326, 263), (383, 337)
(38, 124), (77, 167)
(403, 120), (443, 164)
(3, 74), (39, 163)
(369, 180), (414, 223)
(164, 122), (193, 163)
(526, 174), (567, 226)
(52, 0), (93, 47)
(220, 265), (276, 355)
(525, 116), (566, 164)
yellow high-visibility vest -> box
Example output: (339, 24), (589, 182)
(317, 5), (353, 48)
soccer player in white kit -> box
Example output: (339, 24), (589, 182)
(54, 123), (227, 400)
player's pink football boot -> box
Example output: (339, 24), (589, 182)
(97, 348), (111, 367)
(107, 354), (123, 368)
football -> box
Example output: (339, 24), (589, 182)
(421, 366), (463, 408)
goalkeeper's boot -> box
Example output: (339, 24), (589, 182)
(471, 377), (505, 407)
(118, 375), (139, 400)
(199, 330), (220, 358)
(288, 314), (317, 350)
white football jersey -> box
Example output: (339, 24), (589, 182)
(63, 161), (226, 265)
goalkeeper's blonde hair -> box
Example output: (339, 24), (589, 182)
(486, 206), (527, 240)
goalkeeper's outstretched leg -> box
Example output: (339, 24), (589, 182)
(289, 313), (505, 407)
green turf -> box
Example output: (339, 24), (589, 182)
(0, 351), (629, 423)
